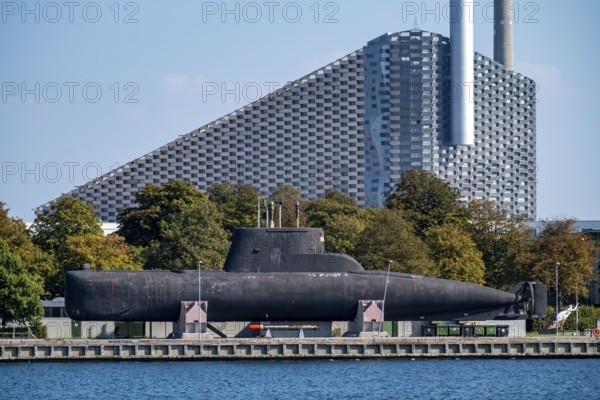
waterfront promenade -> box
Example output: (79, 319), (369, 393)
(2, 336), (599, 361)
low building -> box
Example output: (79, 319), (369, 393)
(42, 297), (115, 339)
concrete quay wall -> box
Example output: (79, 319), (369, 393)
(2, 337), (600, 361)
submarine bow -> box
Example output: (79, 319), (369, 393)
(65, 228), (547, 322)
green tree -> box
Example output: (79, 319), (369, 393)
(530, 220), (597, 302)
(319, 189), (357, 207)
(207, 182), (260, 232)
(0, 202), (35, 253)
(305, 189), (361, 229)
(62, 233), (143, 271)
(270, 185), (307, 228)
(30, 196), (103, 260)
(118, 181), (230, 270)
(464, 200), (533, 290)
(305, 189), (364, 253)
(117, 180), (209, 247)
(144, 203), (230, 270)
(0, 202), (57, 298)
(324, 213), (366, 255)
(30, 196), (104, 296)
(0, 242), (44, 327)
(354, 208), (435, 275)
(385, 170), (464, 237)
(425, 223), (485, 284)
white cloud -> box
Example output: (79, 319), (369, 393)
(162, 73), (207, 95)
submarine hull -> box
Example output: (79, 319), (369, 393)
(65, 269), (542, 322)
(65, 228), (547, 323)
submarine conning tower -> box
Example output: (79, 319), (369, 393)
(223, 228), (364, 273)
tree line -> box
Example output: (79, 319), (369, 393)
(1, 171), (598, 330)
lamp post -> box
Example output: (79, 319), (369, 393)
(576, 282), (579, 333)
(555, 262), (559, 338)
(198, 260), (203, 338)
(379, 260), (393, 337)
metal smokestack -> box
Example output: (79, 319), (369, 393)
(494, 0), (514, 69)
(450, 0), (475, 146)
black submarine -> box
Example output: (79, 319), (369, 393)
(65, 228), (547, 322)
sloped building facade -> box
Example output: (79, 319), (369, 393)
(37, 30), (537, 222)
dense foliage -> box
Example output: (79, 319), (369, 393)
(305, 189), (364, 254)
(0, 241), (44, 327)
(425, 223), (485, 285)
(207, 182), (260, 233)
(385, 170), (465, 236)
(354, 208), (436, 275)
(117, 181), (230, 270)
(464, 200), (533, 290)
(62, 234), (142, 271)
(530, 220), (597, 300)
(0, 203), (57, 297)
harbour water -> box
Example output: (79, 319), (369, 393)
(1, 359), (599, 399)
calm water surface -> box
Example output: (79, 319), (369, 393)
(1, 359), (599, 399)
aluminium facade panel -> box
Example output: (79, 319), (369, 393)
(37, 29), (536, 222)
(38, 53), (366, 221)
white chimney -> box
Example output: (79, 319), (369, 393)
(450, 0), (475, 146)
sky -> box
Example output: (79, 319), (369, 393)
(1, 0), (599, 222)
